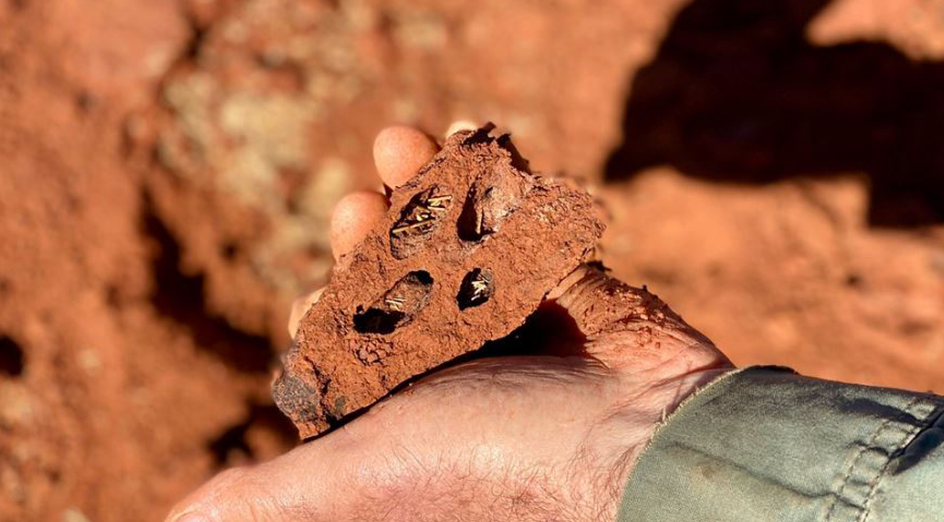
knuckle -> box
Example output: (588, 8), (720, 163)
(167, 465), (286, 522)
(213, 466), (250, 488)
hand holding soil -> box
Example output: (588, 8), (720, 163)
(167, 125), (733, 522)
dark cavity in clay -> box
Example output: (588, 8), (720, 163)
(457, 268), (494, 310)
(390, 186), (453, 259)
(457, 174), (525, 242)
(353, 271), (434, 334)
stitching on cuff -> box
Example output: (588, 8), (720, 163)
(824, 397), (941, 522)
(857, 400), (944, 522)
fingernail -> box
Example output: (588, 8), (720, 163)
(169, 512), (207, 522)
(446, 120), (478, 137)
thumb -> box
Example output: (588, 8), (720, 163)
(549, 265), (731, 373)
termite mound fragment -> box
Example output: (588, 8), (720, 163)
(274, 125), (605, 438)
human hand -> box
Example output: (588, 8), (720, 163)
(166, 124), (734, 522)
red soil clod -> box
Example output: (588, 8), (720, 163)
(273, 126), (605, 438)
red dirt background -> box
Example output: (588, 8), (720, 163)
(1, 0), (943, 520)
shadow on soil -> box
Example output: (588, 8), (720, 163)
(141, 189), (275, 374)
(605, 0), (944, 227)
(208, 403), (298, 467)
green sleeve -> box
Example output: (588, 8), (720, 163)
(617, 366), (944, 522)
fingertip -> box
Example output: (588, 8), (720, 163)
(288, 288), (324, 337)
(547, 265), (593, 300)
(164, 467), (250, 522)
(373, 125), (439, 189)
(445, 120), (478, 138)
(330, 191), (388, 261)
(167, 512), (206, 522)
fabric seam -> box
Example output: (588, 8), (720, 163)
(823, 396), (924, 522)
(619, 366), (793, 506)
(857, 400), (944, 522)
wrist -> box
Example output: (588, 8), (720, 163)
(593, 365), (733, 519)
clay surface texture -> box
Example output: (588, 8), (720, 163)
(274, 128), (605, 438)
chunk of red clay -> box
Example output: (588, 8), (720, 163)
(273, 125), (605, 438)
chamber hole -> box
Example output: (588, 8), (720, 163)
(354, 271), (433, 334)
(0, 336), (25, 377)
(457, 268), (494, 310)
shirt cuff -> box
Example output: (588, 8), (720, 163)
(616, 366), (944, 522)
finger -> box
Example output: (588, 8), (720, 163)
(164, 466), (266, 522)
(330, 191), (389, 261)
(551, 265), (730, 372)
(288, 288), (324, 337)
(164, 445), (340, 522)
(372, 125), (440, 189)
(445, 119), (478, 138)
